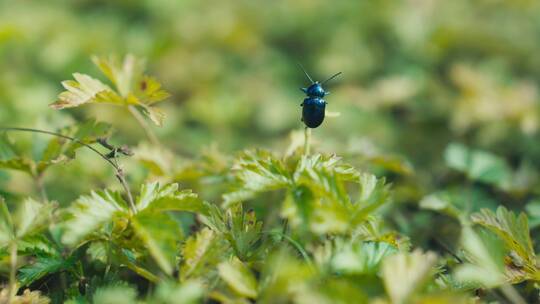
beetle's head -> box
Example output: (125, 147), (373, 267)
(303, 82), (327, 97)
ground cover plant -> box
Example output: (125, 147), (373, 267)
(2, 1), (540, 303)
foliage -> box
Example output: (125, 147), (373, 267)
(2, 1), (540, 302)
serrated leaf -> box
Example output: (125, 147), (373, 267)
(0, 198), (14, 246)
(218, 257), (258, 298)
(224, 150), (292, 206)
(454, 228), (506, 287)
(472, 207), (535, 264)
(351, 173), (390, 221)
(14, 198), (51, 238)
(136, 182), (179, 210)
(136, 183), (208, 215)
(50, 73), (122, 109)
(180, 228), (229, 282)
(471, 207), (538, 281)
(18, 255), (69, 286)
(222, 207), (264, 261)
(61, 190), (128, 245)
(52, 55), (170, 126)
(132, 209), (180, 275)
(331, 241), (398, 275)
(382, 250), (437, 304)
(294, 154), (360, 205)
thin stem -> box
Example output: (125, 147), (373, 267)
(0, 127), (136, 213)
(128, 105), (160, 146)
(124, 260), (160, 283)
(303, 127), (311, 156)
(35, 174), (49, 203)
(8, 241), (18, 302)
(499, 284), (526, 304)
(264, 231), (314, 270)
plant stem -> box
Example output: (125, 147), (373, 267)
(0, 127), (136, 213)
(499, 284), (526, 304)
(125, 260), (160, 283)
(303, 127), (311, 156)
(35, 174), (48, 203)
(128, 105), (160, 146)
(8, 242), (18, 302)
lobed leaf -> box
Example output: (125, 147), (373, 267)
(218, 257), (258, 298)
(382, 250), (437, 304)
(61, 190), (128, 245)
(132, 209), (181, 275)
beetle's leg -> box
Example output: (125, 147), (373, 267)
(300, 88), (307, 93)
(325, 91), (330, 96)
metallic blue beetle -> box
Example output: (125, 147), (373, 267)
(299, 66), (341, 128)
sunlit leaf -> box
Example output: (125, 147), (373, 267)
(92, 283), (138, 304)
(52, 55), (170, 126)
(454, 228), (506, 287)
(50, 73), (122, 109)
(132, 209), (180, 275)
(471, 207), (539, 282)
(224, 150), (292, 206)
(153, 280), (204, 304)
(14, 198), (51, 238)
(180, 228), (229, 282)
(382, 250), (437, 304)
(0, 198), (14, 247)
(218, 257), (258, 298)
(61, 190), (128, 245)
(331, 241), (397, 275)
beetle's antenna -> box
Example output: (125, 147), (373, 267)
(322, 72), (342, 85)
(297, 62), (314, 84)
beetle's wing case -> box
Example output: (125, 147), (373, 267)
(302, 97), (326, 128)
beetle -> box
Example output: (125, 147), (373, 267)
(299, 65), (342, 128)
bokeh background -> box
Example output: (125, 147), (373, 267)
(2, 0), (540, 248)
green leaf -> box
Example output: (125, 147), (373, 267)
(136, 183), (208, 215)
(0, 197), (14, 247)
(39, 120), (112, 169)
(52, 55), (170, 126)
(50, 72), (123, 109)
(14, 198), (51, 238)
(351, 173), (391, 222)
(180, 228), (229, 282)
(223, 150), (291, 207)
(444, 143), (511, 187)
(454, 228), (507, 287)
(18, 255), (70, 286)
(218, 257), (258, 298)
(472, 207), (535, 265)
(221, 207), (264, 261)
(153, 280), (204, 304)
(61, 190), (128, 245)
(330, 241), (398, 275)
(132, 209), (180, 275)
(92, 283), (138, 304)
(0, 134), (35, 175)
(382, 250), (437, 304)
(471, 206), (539, 281)
(294, 154), (359, 205)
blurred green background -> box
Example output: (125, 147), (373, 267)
(2, 0), (540, 240)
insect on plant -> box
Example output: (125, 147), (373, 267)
(299, 65), (342, 129)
